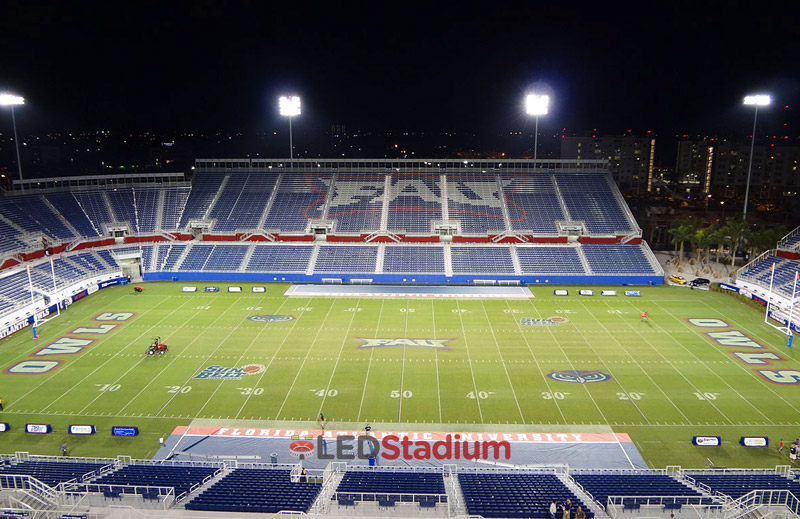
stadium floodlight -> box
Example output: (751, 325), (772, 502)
(742, 93), (770, 222)
(278, 95), (301, 160)
(525, 94), (549, 162)
(0, 93), (25, 181)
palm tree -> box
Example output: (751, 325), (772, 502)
(668, 222), (695, 268)
(694, 227), (713, 267)
(723, 219), (750, 267)
(706, 226), (729, 265)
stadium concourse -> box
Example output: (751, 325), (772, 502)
(1, 159), (799, 519)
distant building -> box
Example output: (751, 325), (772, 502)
(560, 134), (656, 195)
(676, 139), (800, 200)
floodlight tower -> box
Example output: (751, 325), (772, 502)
(278, 95), (301, 160)
(525, 94), (549, 162)
(741, 94), (770, 222)
(0, 93), (25, 181)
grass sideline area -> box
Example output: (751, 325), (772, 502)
(0, 281), (798, 468)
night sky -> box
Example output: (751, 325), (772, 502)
(1, 1), (798, 138)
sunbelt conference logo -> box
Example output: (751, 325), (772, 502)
(195, 364), (266, 380)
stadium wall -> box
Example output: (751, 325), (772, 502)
(144, 271), (663, 285)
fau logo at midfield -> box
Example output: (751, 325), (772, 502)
(356, 338), (453, 350)
(546, 370), (612, 384)
(248, 315), (296, 323)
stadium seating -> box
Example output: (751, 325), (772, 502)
(326, 173), (384, 233)
(504, 174), (565, 233)
(556, 174), (634, 234)
(582, 244), (657, 274)
(459, 472), (593, 518)
(386, 173), (442, 233)
(383, 245), (445, 273)
(517, 246), (585, 274)
(185, 468), (321, 513)
(262, 173), (330, 232)
(246, 244), (314, 272)
(334, 470), (446, 504)
(314, 245), (378, 273)
(90, 464), (218, 497)
(0, 460), (111, 487)
(686, 472), (800, 500)
(571, 473), (708, 507)
(451, 245), (515, 274)
(447, 173), (506, 234)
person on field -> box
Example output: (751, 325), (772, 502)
(549, 501), (557, 519)
(641, 311), (648, 322)
(61, 442), (68, 456)
(0, 397), (4, 411)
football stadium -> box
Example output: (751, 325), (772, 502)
(1, 158), (799, 518)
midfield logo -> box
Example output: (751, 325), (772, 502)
(356, 338), (453, 350)
(546, 370), (612, 384)
(520, 316), (568, 326)
(195, 364), (266, 380)
(248, 315), (296, 323)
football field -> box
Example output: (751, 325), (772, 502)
(1, 281), (798, 468)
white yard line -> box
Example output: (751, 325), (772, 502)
(593, 299), (692, 423)
(318, 300), (361, 417)
(431, 299), (443, 423)
(47, 295), (201, 414)
(530, 298), (611, 427)
(647, 299), (772, 423)
(455, 300), (484, 423)
(356, 299), (384, 422)
(233, 298), (313, 419)
(479, 300), (525, 423)
(274, 299), (338, 418)
(503, 300), (567, 423)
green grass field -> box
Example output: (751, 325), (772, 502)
(1, 281), (798, 469)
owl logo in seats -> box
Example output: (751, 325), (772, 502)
(546, 370), (612, 384)
(248, 315), (296, 323)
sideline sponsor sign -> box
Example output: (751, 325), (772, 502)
(69, 425), (96, 435)
(601, 290), (617, 296)
(111, 426), (139, 437)
(228, 286), (242, 293)
(625, 291), (641, 296)
(252, 286), (266, 293)
(692, 436), (721, 446)
(740, 436), (768, 447)
(204, 287), (219, 292)
(553, 290), (569, 296)
(0, 423), (9, 432)
(182, 286), (197, 292)
(26, 424), (52, 434)
(579, 289), (594, 296)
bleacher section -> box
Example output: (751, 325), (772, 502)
(262, 173), (329, 232)
(0, 164), (664, 308)
(556, 174), (634, 234)
(459, 472), (593, 519)
(185, 468), (321, 513)
(505, 174), (565, 234)
(451, 245), (515, 274)
(572, 473), (708, 509)
(447, 173), (506, 234)
(387, 173), (442, 233)
(686, 472), (800, 500)
(2, 456), (798, 518)
(326, 173), (384, 233)
(737, 254), (800, 298)
(90, 464), (218, 497)
(0, 460), (111, 487)
(335, 470), (446, 506)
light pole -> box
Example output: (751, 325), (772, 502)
(525, 94), (549, 163)
(278, 95), (301, 160)
(742, 94), (770, 222)
(0, 93), (25, 181)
